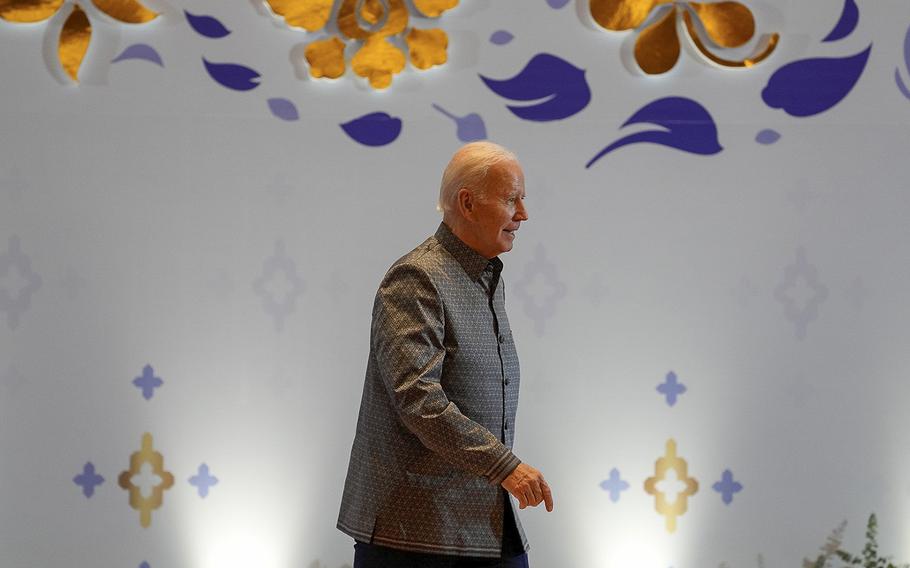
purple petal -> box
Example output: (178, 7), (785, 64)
(185, 10), (231, 38)
(761, 45), (871, 117)
(111, 44), (163, 67)
(268, 98), (299, 121)
(340, 112), (402, 146)
(755, 129), (781, 144)
(203, 58), (261, 91)
(489, 30), (514, 45)
(546, 0), (570, 8)
(822, 0), (858, 43)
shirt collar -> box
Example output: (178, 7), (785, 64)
(435, 222), (502, 282)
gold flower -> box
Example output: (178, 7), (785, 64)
(589, 0), (779, 74)
(0, 0), (158, 82)
(265, 0), (454, 89)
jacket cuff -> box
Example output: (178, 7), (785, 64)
(485, 450), (521, 486)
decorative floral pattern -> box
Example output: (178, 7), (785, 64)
(589, 0), (779, 74)
(644, 439), (699, 532)
(264, 0), (456, 89)
(118, 433), (174, 528)
(0, 0), (158, 82)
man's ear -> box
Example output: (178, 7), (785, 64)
(457, 188), (474, 219)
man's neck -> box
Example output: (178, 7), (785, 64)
(442, 218), (490, 259)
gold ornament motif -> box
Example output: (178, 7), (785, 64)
(0, 0), (158, 83)
(263, 0), (456, 90)
(644, 439), (698, 533)
(589, 0), (779, 74)
(118, 433), (175, 528)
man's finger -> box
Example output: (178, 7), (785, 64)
(514, 490), (528, 509)
(528, 480), (543, 505)
(541, 481), (554, 512)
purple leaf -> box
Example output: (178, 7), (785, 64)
(896, 69), (910, 100)
(761, 45), (871, 117)
(489, 30), (514, 45)
(480, 53), (590, 121)
(340, 112), (402, 146)
(546, 0), (570, 8)
(822, 0), (858, 43)
(904, 23), (910, 74)
(203, 58), (261, 91)
(432, 104), (487, 142)
(587, 97), (722, 168)
(185, 10), (231, 38)
(755, 129), (781, 144)
(111, 44), (163, 67)
(267, 98), (299, 121)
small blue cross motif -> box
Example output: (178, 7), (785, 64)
(189, 463), (219, 498)
(599, 468), (629, 503)
(140, 562), (150, 568)
(133, 364), (163, 400)
(73, 462), (104, 498)
(712, 469), (743, 505)
(657, 371), (687, 407)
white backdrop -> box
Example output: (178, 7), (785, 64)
(2, 0), (910, 567)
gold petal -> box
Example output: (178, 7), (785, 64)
(406, 27), (447, 70)
(91, 0), (157, 23)
(590, 0), (669, 32)
(412, 0), (458, 18)
(263, 0), (332, 32)
(688, 1), (753, 48)
(305, 36), (347, 79)
(0, 0), (65, 23)
(59, 4), (91, 82)
(338, 0), (408, 40)
(351, 35), (405, 89)
(634, 6), (679, 75)
(682, 10), (778, 68)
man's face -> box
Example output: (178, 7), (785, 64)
(469, 161), (528, 258)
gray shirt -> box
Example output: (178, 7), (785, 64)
(337, 222), (527, 557)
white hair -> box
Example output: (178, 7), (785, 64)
(437, 141), (518, 214)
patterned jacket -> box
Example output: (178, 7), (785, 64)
(337, 222), (527, 557)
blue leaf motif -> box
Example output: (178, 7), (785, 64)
(111, 44), (163, 67)
(586, 97), (722, 168)
(822, 0), (858, 43)
(489, 30), (514, 45)
(341, 112), (402, 146)
(432, 104), (487, 142)
(761, 46), (871, 117)
(897, 24), (910, 101)
(896, 69), (910, 100)
(755, 129), (781, 145)
(480, 53), (591, 121)
(268, 98), (299, 121)
(185, 10), (231, 38)
(203, 58), (261, 91)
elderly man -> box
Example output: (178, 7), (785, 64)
(337, 141), (553, 567)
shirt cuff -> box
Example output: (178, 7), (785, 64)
(485, 450), (521, 485)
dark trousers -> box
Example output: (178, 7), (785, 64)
(353, 492), (528, 568)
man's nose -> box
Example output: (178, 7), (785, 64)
(515, 199), (528, 221)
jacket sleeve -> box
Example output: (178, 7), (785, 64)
(371, 262), (520, 485)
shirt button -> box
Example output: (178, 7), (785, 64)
(504, 419), (510, 431)
(498, 334), (506, 344)
(504, 377), (510, 385)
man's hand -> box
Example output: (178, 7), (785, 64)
(501, 463), (554, 511)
